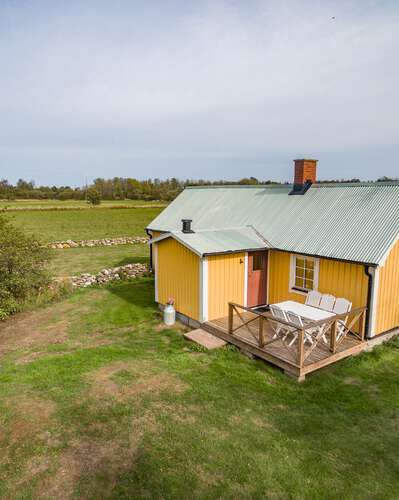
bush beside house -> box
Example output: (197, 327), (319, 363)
(0, 215), (51, 319)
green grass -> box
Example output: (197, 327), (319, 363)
(0, 199), (166, 210)
(50, 244), (150, 276)
(0, 279), (398, 499)
(6, 207), (162, 242)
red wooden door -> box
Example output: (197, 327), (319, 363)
(247, 251), (267, 307)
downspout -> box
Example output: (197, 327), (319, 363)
(146, 229), (153, 271)
(364, 265), (377, 338)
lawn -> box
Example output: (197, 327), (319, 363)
(6, 207), (162, 242)
(0, 278), (398, 499)
(0, 199), (166, 210)
(50, 244), (149, 277)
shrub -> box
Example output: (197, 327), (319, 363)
(0, 215), (51, 319)
(86, 188), (101, 205)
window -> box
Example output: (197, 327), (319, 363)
(252, 254), (265, 271)
(290, 255), (319, 294)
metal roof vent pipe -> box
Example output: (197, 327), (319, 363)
(181, 219), (194, 233)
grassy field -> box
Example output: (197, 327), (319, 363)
(50, 244), (149, 276)
(0, 279), (398, 498)
(6, 207), (162, 242)
(0, 199), (166, 210)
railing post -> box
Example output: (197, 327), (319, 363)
(259, 316), (265, 348)
(330, 320), (337, 353)
(298, 328), (305, 367)
(228, 303), (233, 335)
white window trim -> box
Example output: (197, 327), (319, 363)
(289, 254), (319, 296)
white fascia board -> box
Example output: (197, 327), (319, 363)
(148, 233), (172, 245)
(149, 233), (203, 257)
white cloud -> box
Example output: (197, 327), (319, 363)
(0, 0), (398, 181)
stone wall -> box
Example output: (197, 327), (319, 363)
(48, 236), (148, 249)
(68, 263), (149, 288)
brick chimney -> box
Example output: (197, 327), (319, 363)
(290, 159), (318, 195)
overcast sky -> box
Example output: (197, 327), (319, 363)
(0, 0), (398, 185)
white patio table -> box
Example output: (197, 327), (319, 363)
(274, 300), (335, 322)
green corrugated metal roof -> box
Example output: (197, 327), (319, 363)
(148, 183), (399, 265)
(151, 227), (268, 256)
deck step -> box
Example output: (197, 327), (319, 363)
(184, 329), (227, 350)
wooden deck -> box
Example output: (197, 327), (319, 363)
(203, 308), (366, 380)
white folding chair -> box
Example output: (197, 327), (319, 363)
(269, 305), (293, 341)
(305, 290), (322, 308)
(285, 311), (314, 346)
(333, 298), (352, 340)
(319, 294), (336, 312)
(333, 298), (352, 315)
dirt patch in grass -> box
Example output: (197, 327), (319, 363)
(343, 376), (362, 385)
(14, 350), (70, 365)
(0, 303), (74, 356)
(228, 413), (277, 432)
(87, 361), (187, 402)
(154, 321), (189, 333)
(15, 455), (54, 491)
(14, 336), (114, 365)
(5, 396), (57, 445)
(37, 412), (158, 499)
(1, 395), (58, 481)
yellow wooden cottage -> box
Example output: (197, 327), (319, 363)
(147, 160), (399, 379)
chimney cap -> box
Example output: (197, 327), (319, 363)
(294, 158), (318, 162)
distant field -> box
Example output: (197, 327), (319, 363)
(50, 244), (149, 276)
(0, 199), (166, 210)
(6, 207), (162, 242)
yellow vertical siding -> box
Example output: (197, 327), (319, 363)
(376, 239), (399, 334)
(207, 253), (245, 321)
(156, 238), (199, 321)
(268, 250), (368, 312)
(318, 259), (368, 311)
(268, 251), (306, 304)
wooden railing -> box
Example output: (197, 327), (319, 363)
(228, 303), (270, 349)
(227, 302), (367, 368)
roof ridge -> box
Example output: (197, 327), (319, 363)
(185, 184), (291, 190)
(313, 181), (399, 188)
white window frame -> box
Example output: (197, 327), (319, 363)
(289, 254), (319, 296)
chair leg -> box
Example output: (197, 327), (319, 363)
(288, 332), (298, 347)
(316, 326), (328, 344)
(304, 332), (313, 345)
(272, 325), (282, 339)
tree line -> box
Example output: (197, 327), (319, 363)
(0, 177), (281, 202)
(0, 175), (397, 202)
